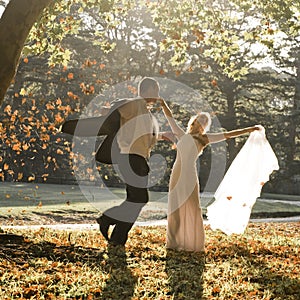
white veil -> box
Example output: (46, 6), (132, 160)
(206, 126), (279, 235)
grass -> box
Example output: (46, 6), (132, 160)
(1, 222), (299, 299)
(1, 182), (300, 226)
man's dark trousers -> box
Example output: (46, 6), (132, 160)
(102, 154), (150, 245)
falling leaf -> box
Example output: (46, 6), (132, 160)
(67, 91), (79, 100)
(4, 105), (12, 115)
(20, 88), (27, 96)
(226, 196), (232, 200)
(46, 103), (55, 110)
(28, 175), (35, 182)
(211, 79), (218, 87)
(56, 98), (62, 106)
(22, 143), (30, 151)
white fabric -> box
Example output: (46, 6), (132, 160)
(207, 126), (279, 235)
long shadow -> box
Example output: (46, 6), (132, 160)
(165, 249), (205, 299)
(0, 233), (137, 299)
(236, 244), (299, 298)
(208, 242), (300, 299)
(31, 209), (98, 223)
(101, 244), (137, 299)
(0, 233), (104, 265)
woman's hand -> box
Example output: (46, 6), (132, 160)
(158, 98), (166, 106)
(249, 125), (262, 132)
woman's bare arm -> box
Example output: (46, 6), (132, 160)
(160, 99), (185, 139)
(205, 126), (260, 144)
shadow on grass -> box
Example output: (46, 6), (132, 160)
(207, 241), (300, 298)
(237, 245), (299, 298)
(165, 249), (205, 299)
(101, 244), (137, 299)
(0, 232), (104, 265)
(0, 233), (137, 299)
(30, 209), (99, 223)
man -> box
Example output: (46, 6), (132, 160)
(96, 77), (161, 246)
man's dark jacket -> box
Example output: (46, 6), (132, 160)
(61, 98), (138, 164)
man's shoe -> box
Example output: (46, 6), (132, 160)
(109, 240), (125, 247)
(96, 215), (110, 241)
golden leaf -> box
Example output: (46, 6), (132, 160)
(56, 98), (62, 106)
(28, 175), (36, 182)
(22, 143), (30, 151)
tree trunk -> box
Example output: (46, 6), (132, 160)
(287, 53), (300, 161)
(222, 79), (238, 165)
(0, 0), (53, 105)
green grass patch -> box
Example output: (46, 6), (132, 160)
(1, 222), (299, 299)
(1, 183), (300, 227)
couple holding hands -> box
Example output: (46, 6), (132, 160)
(62, 77), (260, 252)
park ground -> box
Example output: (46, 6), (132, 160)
(0, 181), (300, 227)
(0, 182), (299, 299)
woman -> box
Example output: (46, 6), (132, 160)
(160, 99), (259, 252)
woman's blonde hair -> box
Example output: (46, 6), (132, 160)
(187, 112), (212, 134)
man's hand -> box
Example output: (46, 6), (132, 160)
(159, 131), (176, 143)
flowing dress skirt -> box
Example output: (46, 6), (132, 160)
(167, 134), (205, 252)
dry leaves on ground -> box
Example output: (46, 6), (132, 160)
(0, 222), (299, 299)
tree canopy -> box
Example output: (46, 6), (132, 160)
(0, 0), (299, 194)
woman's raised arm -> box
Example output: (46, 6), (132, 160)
(205, 126), (260, 144)
(159, 99), (185, 139)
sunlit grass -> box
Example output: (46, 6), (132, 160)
(0, 222), (299, 299)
